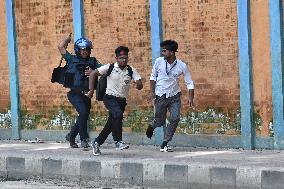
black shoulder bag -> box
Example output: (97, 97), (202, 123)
(51, 57), (68, 84)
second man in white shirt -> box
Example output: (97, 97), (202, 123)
(88, 46), (143, 155)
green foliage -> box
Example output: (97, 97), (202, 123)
(268, 121), (274, 137)
(0, 105), (273, 137)
(0, 110), (11, 128)
(253, 110), (263, 133)
(88, 112), (107, 131)
(182, 108), (235, 134)
(20, 107), (43, 130)
(123, 106), (153, 132)
(47, 107), (76, 130)
(177, 108), (266, 135)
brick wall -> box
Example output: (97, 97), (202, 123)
(250, 0), (272, 135)
(0, 1), (9, 111)
(0, 0), (273, 135)
(84, 0), (152, 113)
(12, 0), (74, 112)
(162, 0), (239, 113)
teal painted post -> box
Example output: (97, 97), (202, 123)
(150, 0), (163, 145)
(5, 0), (21, 139)
(237, 0), (255, 149)
(72, 0), (85, 41)
(269, 0), (284, 149)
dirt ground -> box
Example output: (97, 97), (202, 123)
(0, 178), (146, 189)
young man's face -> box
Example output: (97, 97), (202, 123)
(116, 55), (128, 67)
(116, 50), (128, 67)
(162, 47), (172, 58)
(80, 48), (91, 59)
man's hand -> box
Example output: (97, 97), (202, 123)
(188, 89), (194, 107)
(85, 67), (92, 77)
(58, 33), (72, 54)
(66, 33), (72, 43)
(133, 79), (143, 90)
(86, 90), (94, 99)
(148, 80), (156, 104)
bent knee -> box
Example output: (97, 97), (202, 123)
(112, 111), (123, 120)
(170, 116), (180, 123)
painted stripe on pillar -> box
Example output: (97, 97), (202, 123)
(150, 0), (163, 145)
(5, 0), (21, 139)
(237, 0), (255, 149)
(150, 0), (163, 63)
(269, 0), (284, 149)
(72, 0), (85, 41)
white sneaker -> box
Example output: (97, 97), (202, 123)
(115, 141), (129, 150)
(92, 141), (101, 156)
(160, 145), (173, 152)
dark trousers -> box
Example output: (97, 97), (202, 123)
(96, 94), (127, 145)
(151, 93), (181, 143)
(67, 90), (91, 141)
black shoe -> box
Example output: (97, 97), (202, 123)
(81, 139), (90, 148)
(70, 143), (79, 148)
(146, 126), (154, 139)
(69, 138), (79, 148)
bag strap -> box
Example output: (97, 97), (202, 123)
(126, 65), (133, 79)
(105, 64), (132, 79)
(91, 57), (99, 69)
(58, 57), (64, 67)
(106, 63), (115, 76)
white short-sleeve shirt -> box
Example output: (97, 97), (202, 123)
(97, 63), (141, 98)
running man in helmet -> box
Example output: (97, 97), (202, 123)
(58, 34), (102, 149)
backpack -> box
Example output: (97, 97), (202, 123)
(96, 64), (133, 101)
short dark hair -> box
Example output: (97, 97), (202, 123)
(115, 46), (129, 56)
(160, 40), (178, 52)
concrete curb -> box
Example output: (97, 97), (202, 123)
(1, 155), (284, 188)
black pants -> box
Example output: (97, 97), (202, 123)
(96, 94), (127, 145)
(67, 90), (91, 141)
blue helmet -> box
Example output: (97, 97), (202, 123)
(74, 37), (93, 56)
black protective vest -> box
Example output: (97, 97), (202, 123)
(63, 56), (98, 92)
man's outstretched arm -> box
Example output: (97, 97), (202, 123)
(87, 69), (101, 98)
(58, 33), (71, 55)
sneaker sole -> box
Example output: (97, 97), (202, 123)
(160, 149), (173, 152)
(92, 152), (101, 156)
(82, 148), (91, 151)
(116, 145), (129, 150)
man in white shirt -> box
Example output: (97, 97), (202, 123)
(146, 40), (194, 152)
(88, 46), (143, 155)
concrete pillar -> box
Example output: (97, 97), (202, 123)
(5, 0), (21, 139)
(237, 0), (255, 149)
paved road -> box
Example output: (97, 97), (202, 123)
(0, 140), (283, 169)
(1, 140), (284, 188)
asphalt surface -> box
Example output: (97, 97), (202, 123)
(0, 140), (283, 170)
(1, 140), (284, 188)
